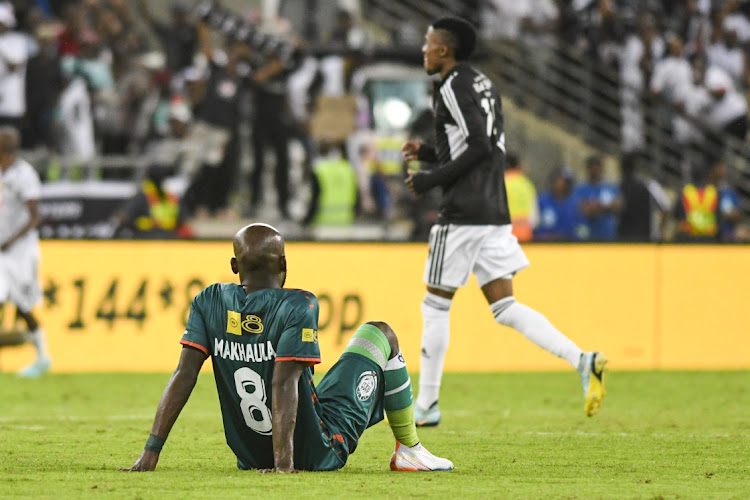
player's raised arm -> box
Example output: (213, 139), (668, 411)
(120, 345), (207, 472)
(260, 359), (306, 473)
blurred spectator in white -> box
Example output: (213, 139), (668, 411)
(520, 0), (559, 47)
(135, 0), (197, 73)
(618, 152), (671, 242)
(620, 12), (665, 152)
(672, 53), (713, 147)
(0, 2), (29, 130)
(24, 22), (62, 150)
(707, 28), (745, 86)
(650, 34), (691, 104)
(56, 55), (95, 179)
(480, 0), (531, 41)
(718, 0), (750, 44)
(704, 64), (747, 140)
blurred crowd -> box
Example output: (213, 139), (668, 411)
(4, 0), (748, 242)
(481, 0), (750, 154)
(506, 151), (747, 242)
(7, 0), (378, 231)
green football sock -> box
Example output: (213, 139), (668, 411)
(384, 350), (419, 448)
(344, 325), (419, 447)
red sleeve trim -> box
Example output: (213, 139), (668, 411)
(275, 356), (321, 366)
(180, 339), (209, 356)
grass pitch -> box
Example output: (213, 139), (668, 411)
(1, 370), (748, 499)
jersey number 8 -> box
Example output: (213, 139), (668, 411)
(234, 367), (273, 435)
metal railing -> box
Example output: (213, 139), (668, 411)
(480, 37), (750, 213)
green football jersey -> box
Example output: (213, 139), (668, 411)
(181, 283), (345, 471)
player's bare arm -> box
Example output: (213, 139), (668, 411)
(259, 360), (306, 474)
(120, 346), (207, 472)
(1, 200), (40, 251)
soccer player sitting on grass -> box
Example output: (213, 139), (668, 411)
(122, 223), (452, 473)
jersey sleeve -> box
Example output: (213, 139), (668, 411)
(412, 74), (493, 193)
(180, 288), (212, 356)
(275, 293), (321, 366)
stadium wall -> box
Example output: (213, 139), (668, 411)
(1, 242), (747, 372)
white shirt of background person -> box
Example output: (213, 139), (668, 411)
(0, 157), (41, 252)
(672, 77), (712, 144)
(59, 78), (96, 165)
(0, 9), (29, 118)
(723, 12), (750, 43)
(704, 66), (748, 131)
(706, 36), (745, 85)
(650, 54), (692, 103)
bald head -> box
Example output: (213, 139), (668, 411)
(231, 223), (287, 289)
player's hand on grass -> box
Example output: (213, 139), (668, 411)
(257, 468), (300, 474)
(119, 449), (159, 472)
(405, 170), (417, 194)
(402, 140), (421, 161)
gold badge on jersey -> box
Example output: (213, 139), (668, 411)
(301, 328), (318, 343)
(227, 311), (264, 335)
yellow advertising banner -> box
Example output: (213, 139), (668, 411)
(1, 242), (748, 372)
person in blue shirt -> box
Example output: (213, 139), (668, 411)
(710, 158), (742, 242)
(574, 156), (623, 241)
(535, 166), (584, 241)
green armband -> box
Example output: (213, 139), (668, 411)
(145, 434), (166, 453)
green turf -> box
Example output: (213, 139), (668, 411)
(1, 370), (748, 499)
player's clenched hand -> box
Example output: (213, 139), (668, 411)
(258, 468), (300, 474)
(119, 450), (159, 472)
(402, 140), (421, 161)
(405, 169), (417, 194)
(0, 238), (14, 252)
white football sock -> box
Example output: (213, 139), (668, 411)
(491, 297), (582, 368)
(417, 292), (452, 410)
(28, 328), (50, 360)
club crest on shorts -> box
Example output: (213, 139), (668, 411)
(356, 371), (378, 402)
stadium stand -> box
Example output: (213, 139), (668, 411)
(8, 0), (750, 241)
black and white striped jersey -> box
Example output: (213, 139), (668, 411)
(412, 63), (511, 226)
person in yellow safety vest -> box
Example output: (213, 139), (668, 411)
(303, 142), (358, 226)
(136, 179), (180, 231)
(113, 165), (193, 239)
(676, 163), (719, 240)
(504, 153), (538, 242)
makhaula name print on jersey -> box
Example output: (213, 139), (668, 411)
(214, 338), (277, 363)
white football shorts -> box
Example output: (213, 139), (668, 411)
(423, 224), (530, 290)
(0, 242), (42, 313)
